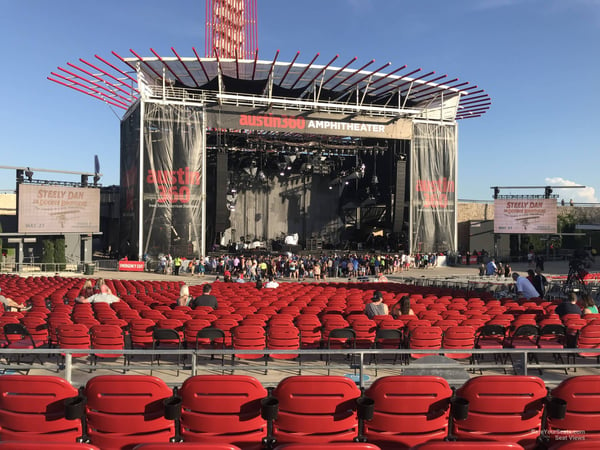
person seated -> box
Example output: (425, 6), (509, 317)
(391, 295), (415, 319)
(76, 280), (95, 302)
(0, 288), (30, 311)
(255, 278), (264, 290)
(177, 284), (193, 307)
(264, 276), (280, 289)
(190, 284), (218, 310)
(364, 291), (388, 319)
(581, 293), (598, 315)
(555, 292), (582, 317)
(235, 273), (246, 283)
(78, 284), (120, 304)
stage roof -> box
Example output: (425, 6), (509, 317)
(49, 49), (491, 120)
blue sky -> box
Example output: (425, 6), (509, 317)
(1, 0), (599, 202)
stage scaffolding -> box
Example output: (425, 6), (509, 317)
(49, 52), (491, 259)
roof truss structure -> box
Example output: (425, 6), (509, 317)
(49, 50), (491, 120)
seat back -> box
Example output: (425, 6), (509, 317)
(0, 443), (101, 450)
(453, 376), (546, 448)
(547, 375), (600, 440)
(364, 376), (452, 448)
(411, 442), (525, 449)
(271, 375), (361, 444)
(179, 375), (267, 447)
(0, 375), (82, 442)
(84, 375), (175, 449)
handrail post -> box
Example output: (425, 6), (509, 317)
(191, 352), (197, 376)
(358, 351), (364, 389)
(64, 352), (72, 384)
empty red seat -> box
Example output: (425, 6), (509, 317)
(83, 375), (175, 449)
(178, 375), (267, 448)
(0, 375), (82, 442)
(364, 376), (452, 448)
(268, 376), (361, 444)
(452, 375), (546, 449)
(546, 375), (600, 443)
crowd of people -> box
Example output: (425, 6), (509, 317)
(151, 251), (445, 281)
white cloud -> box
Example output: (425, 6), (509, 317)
(545, 177), (598, 203)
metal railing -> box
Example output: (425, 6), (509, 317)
(2, 347), (598, 388)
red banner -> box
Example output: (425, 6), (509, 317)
(118, 261), (145, 272)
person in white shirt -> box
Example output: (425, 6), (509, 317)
(77, 284), (120, 304)
(511, 272), (540, 299)
(264, 276), (279, 288)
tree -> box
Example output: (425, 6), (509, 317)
(54, 237), (66, 271)
(41, 239), (55, 272)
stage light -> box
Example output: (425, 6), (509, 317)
(16, 169), (24, 183)
(25, 167), (34, 181)
(81, 175), (88, 187)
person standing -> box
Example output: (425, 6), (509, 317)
(532, 267), (548, 298)
(174, 256), (182, 275)
(485, 259), (498, 276)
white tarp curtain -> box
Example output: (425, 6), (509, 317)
(142, 103), (204, 257)
(410, 122), (457, 254)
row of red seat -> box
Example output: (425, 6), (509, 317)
(0, 374), (598, 450)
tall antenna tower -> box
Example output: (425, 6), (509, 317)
(205, 0), (258, 59)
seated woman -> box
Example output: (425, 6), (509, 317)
(391, 295), (415, 319)
(582, 293), (599, 315)
(76, 279), (95, 302)
(177, 284), (193, 307)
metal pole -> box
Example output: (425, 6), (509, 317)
(64, 353), (72, 384)
(138, 99), (145, 261)
(201, 108), (207, 255)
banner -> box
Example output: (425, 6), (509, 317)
(494, 199), (557, 234)
(410, 122), (457, 253)
(206, 105), (412, 140)
(142, 103), (204, 258)
(18, 184), (100, 233)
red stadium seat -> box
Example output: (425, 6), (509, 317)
(442, 325), (475, 360)
(82, 375), (175, 449)
(272, 444), (381, 450)
(232, 325), (266, 362)
(411, 442), (524, 449)
(267, 375), (362, 445)
(134, 444), (241, 450)
(364, 376), (452, 448)
(178, 375), (267, 448)
(89, 324), (125, 368)
(452, 375), (547, 449)
(0, 443), (101, 450)
(408, 326), (442, 359)
(546, 375), (600, 444)
(0, 375), (82, 442)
